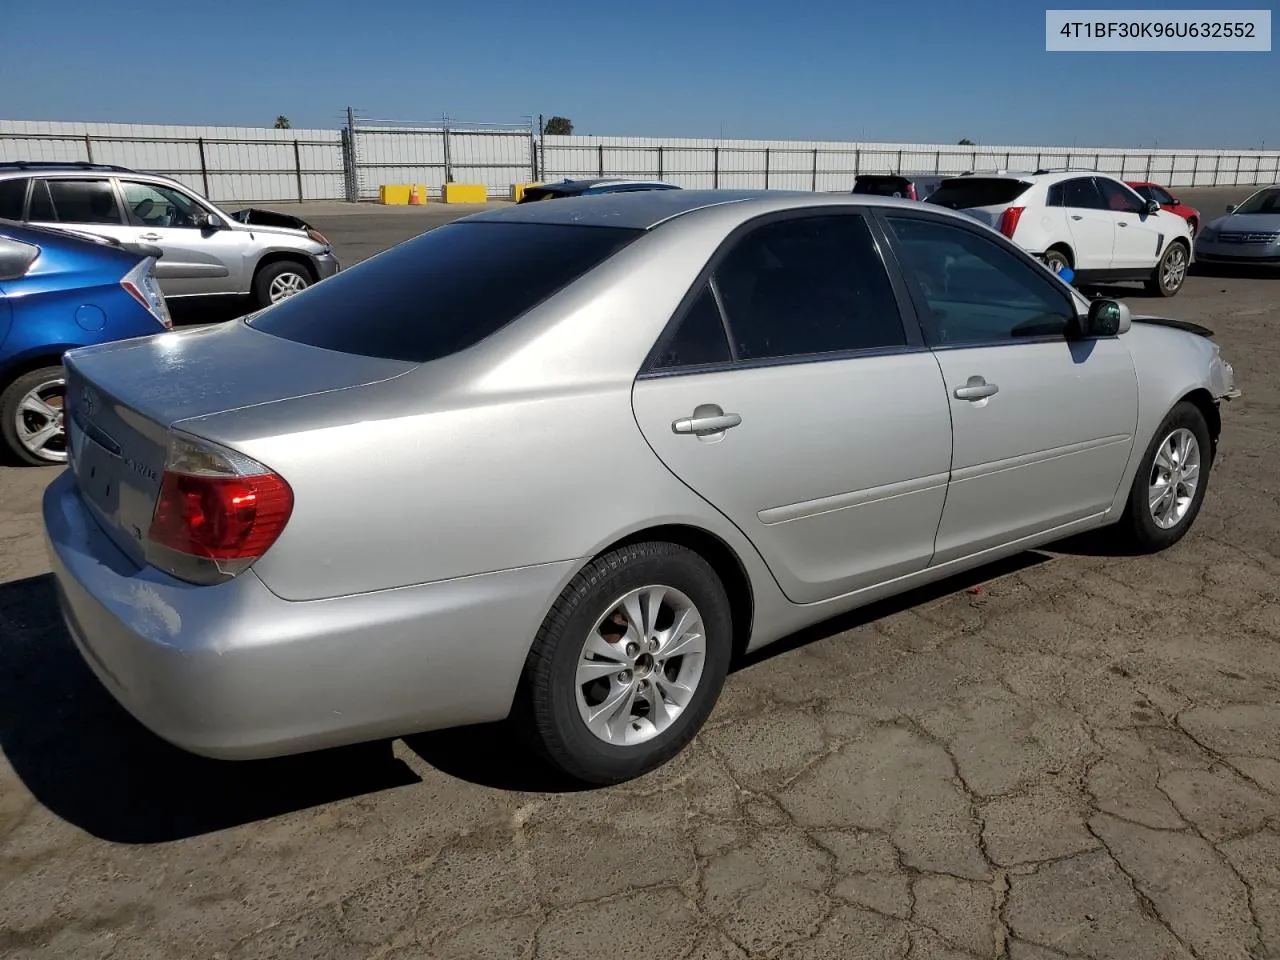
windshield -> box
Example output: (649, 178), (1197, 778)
(926, 178), (1031, 210)
(248, 221), (643, 363)
(1233, 187), (1280, 215)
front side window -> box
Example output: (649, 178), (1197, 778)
(1096, 178), (1146, 214)
(710, 214), (905, 361)
(249, 222), (642, 363)
(886, 215), (1077, 345)
(1135, 184), (1174, 205)
(42, 179), (123, 225)
(120, 181), (206, 228)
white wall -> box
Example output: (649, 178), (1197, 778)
(3, 118), (1277, 203)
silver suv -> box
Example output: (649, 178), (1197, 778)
(0, 162), (339, 307)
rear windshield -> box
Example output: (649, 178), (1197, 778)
(853, 176), (910, 196)
(248, 221), (642, 362)
(926, 178), (1031, 210)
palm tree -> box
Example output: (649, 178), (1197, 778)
(274, 115), (291, 130)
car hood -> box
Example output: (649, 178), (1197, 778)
(231, 207), (315, 232)
(1204, 211), (1280, 233)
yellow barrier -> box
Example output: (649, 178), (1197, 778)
(441, 183), (487, 204)
(379, 184), (428, 205)
(512, 182), (541, 202)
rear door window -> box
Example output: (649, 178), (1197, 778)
(248, 221), (643, 363)
(42, 179), (125, 224)
(0, 178), (28, 220)
(926, 178), (1031, 210)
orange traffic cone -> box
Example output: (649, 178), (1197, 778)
(409, 184), (423, 205)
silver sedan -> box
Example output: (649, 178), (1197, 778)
(44, 190), (1238, 784)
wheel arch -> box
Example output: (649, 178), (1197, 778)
(1044, 243), (1075, 268)
(596, 523), (756, 660)
(252, 251), (317, 283)
(1178, 387), (1221, 463)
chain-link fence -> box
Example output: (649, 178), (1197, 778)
(3, 114), (1278, 204)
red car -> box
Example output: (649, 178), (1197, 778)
(1126, 181), (1202, 238)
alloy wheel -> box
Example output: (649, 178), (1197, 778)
(14, 377), (67, 463)
(268, 272), (309, 302)
(1148, 427), (1200, 529)
(575, 585), (707, 746)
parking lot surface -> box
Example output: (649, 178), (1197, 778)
(2, 187), (1278, 960)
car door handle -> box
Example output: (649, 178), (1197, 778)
(1071, 215), (1083, 220)
(954, 377), (999, 401)
(672, 409), (742, 436)
(138, 232), (162, 241)
(1117, 222), (1129, 227)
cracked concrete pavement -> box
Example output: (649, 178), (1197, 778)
(2, 188), (1278, 959)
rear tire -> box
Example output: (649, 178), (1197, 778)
(1042, 248), (1072, 279)
(1, 365), (68, 467)
(253, 260), (313, 308)
(514, 541), (733, 785)
(1145, 242), (1189, 297)
(1112, 401), (1211, 553)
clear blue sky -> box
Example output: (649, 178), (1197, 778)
(3, 0), (1276, 148)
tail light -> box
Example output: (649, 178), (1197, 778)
(121, 257), (173, 329)
(998, 207), (1026, 239)
(906, 184), (918, 200)
(145, 433), (293, 585)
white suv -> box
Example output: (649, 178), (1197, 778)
(926, 170), (1193, 297)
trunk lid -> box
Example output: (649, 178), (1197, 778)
(65, 320), (415, 566)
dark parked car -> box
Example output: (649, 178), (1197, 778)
(852, 173), (946, 201)
(518, 178), (680, 203)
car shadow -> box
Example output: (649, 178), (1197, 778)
(1188, 262), (1280, 281)
(2, 551), (1060, 831)
(167, 295), (255, 327)
(404, 550), (1054, 790)
(0, 574), (421, 844)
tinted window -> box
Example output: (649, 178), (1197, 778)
(887, 216), (1076, 345)
(0, 178), (28, 220)
(712, 214), (905, 361)
(1051, 177), (1106, 210)
(249, 222), (642, 363)
(120, 181), (205, 227)
(1097, 178), (1145, 213)
(1147, 185), (1175, 205)
(27, 180), (55, 221)
(927, 178), (1031, 210)
(853, 176), (911, 196)
(651, 284), (732, 369)
(44, 179), (123, 224)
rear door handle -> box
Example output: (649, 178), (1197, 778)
(954, 376), (999, 401)
(1118, 222), (1129, 228)
(672, 404), (742, 436)
(138, 232), (162, 241)
(1071, 215), (1083, 221)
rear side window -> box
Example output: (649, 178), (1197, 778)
(43, 179), (123, 224)
(927, 178), (1031, 210)
(249, 222), (642, 363)
(651, 283), (733, 370)
(28, 180), (55, 221)
(713, 214), (905, 361)
(0, 178), (28, 220)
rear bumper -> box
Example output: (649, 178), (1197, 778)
(43, 470), (572, 759)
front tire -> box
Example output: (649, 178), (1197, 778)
(1113, 401), (1212, 553)
(1, 365), (68, 467)
(515, 542), (733, 785)
(1145, 242), (1189, 297)
(253, 260), (313, 308)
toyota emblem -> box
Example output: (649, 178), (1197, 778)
(80, 386), (96, 417)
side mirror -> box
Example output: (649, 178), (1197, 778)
(196, 212), (224, 230)
(1145, 199), (1161, 215)
(1226, 204), (1236, 214)
(1080, 298), (1131, 338)
(1170, 198), (1181, 206)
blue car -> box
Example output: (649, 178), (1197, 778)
(1, 219), (171, 465)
